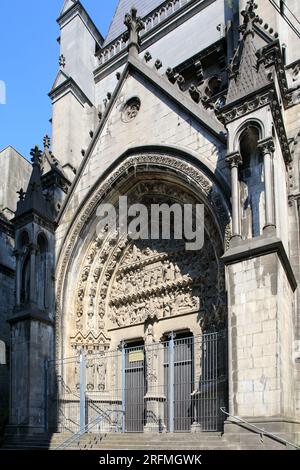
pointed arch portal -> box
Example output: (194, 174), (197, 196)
(50, 150), (230, 433)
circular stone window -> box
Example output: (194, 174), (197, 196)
(122, 97), (141, 123)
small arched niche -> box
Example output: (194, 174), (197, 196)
(36, 233), (48, 310)
(238, 125), (264, 239)
(18, 230), (30, 250)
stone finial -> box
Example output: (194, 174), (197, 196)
(240, 0), (259, 37)
(124, 8), (144, 56)
(30, 145), (42, 168)
(226, 151), (242, 168)
(59, 54), (66, 68)
(43, 135), (51, 149)
(17, 188), (26, 201)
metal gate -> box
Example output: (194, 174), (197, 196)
(164, 333), (194, 432)
(124, 342), (145, 432)
(45, 331), (227, 434)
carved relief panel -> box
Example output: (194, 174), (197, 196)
(70, 180), (226, 357)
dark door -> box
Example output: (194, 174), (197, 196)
(164, 334), (194, 432)
(125, 343), (145, 432)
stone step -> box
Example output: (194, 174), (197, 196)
(1, 431), (241, 451)
(100, 433), (223, 439)
(90, 438), (228, 444)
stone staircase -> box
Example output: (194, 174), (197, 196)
(1, 431), (296, 450)
(1, 432), (240, 450)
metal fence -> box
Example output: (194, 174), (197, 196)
(45, 331), (227, 434)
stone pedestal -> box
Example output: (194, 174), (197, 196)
(144, 394), (166, 433)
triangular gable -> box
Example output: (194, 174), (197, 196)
(226, 1), (270, 106)
(50, 69), (69, 93)
(60, 0), (77, 17)
(57, 57), (226, 225)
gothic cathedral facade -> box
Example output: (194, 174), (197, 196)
(1, 0), (300, 447)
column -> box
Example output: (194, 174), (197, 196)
(258, 137), (276, 231)
(144, 323), (165, 433)
(226, 151), (242, 239)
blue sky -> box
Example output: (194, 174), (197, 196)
(0, 0), (119, 158)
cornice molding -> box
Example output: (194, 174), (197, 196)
(222, 235), (297, 292)
(48, 76), (93, 108)
(9, 307), (54, 327)
(12, 211), (55, 232)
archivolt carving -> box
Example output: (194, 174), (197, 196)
(56, 152), (230, 359)
(69, 180), (226, 354)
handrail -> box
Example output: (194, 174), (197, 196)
(220, 407), (300, 450)
(55, 409), (124, 450)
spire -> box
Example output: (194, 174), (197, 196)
(226, 0), (269, 105)
(41, 134), (67, 178)
(15, 145), (52, 221)
(123, 8), (144, 56)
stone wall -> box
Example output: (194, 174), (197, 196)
(227, 252), (295, 418)
(0, 147), (31, 220)
(0, 220), (15, 425)
(0, 269), (14, 415)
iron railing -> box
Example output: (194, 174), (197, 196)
(45, 331), (228, 435)
(220, 408), (300, 450)
(55, 410), (125, 450)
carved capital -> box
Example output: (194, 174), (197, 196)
(226, 151), (242, 168)
(258, 137), (275, 156)
(288, 193), (300, 208)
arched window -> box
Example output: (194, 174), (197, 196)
(239, 125), (264, 238)
(36, 233), (48, 310)
(20, 231), (30, 304)
(19, 230), (29, 250)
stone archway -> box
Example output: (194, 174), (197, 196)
(68, 178), (227, 354)
(55, 151), (230, 432)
